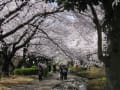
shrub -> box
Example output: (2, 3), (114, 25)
(69, 66), (76, 72)
(79, 67), (87, 71)
(76, 71), (88, 77)
(14, 66), (49, 77)
(14, 67), (37, 75)
(31, 66), (37, 69)
(69, 65), (88, 73)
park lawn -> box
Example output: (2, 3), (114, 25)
(76, 67), (105, 79)
(74, 66), (106, 90)
(0, 75), (36, 90)
(87, 77), (106, 90)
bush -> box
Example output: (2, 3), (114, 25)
(69, 65), (88, 73)
(69, 66), (76, 72)
(31, 66), (37, 68)
(14, 67), (37, 75)
(14, 66), (49, 77)
(76, 71), (88, 77)
(79, 67), (87, 71)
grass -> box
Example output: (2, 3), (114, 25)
(0, 75), (34, 83)
(0, 75), (35, 90)
(0, 72), (53, 90)
(87, 77), (106, 90)
(73, 66), (106, 90)
(76, 67), (105, 79)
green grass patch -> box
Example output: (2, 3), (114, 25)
(14, 66), (49, 77)
(69, 66), (76, 72)
(75, 67), (105, 79)
(14, 67), (37, 75)
(74, 66), (106, 90)
(87, 77), (106, 90)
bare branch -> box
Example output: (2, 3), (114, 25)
(13, 29), (28, 46)
(14, 24), (39, 51)
(30, 24), (74, 61)
(0, 2), (28, 25)
(0, 0), (11, 11)
(3, 13), (19, 25)
(0, 6), (64, 40)
(89, 3), (103, 61)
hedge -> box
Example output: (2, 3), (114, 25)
(14, 66), (48, 76)
(14, 67), (37, 75)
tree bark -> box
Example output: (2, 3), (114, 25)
(2, 55), (15, 76)
(89, 2), (120, 90)
(88, 3), (103, 60)
(106, 2), (120, 89)
(2, 57), (10, 76)
(104, 36), (120, 90)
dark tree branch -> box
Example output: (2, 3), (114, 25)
(30, 24), (74, 61)
(0, 0), (11, 11)
(13, 29), (28, 46)
(0, 6), (64, 40)
(0, 2), (28, 25)
(3, 13), (19, 25)
(14, 25), (39, 51)
(88, 3), (103, 61)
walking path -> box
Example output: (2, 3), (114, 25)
(1, 73), (82, 90)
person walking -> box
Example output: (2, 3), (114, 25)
(62, 65), (68, 80)
(53, 64), (57, 72)
(59, 64), (68, 80)
(38, 63), (43, 81)
(59, 64), (64, 80)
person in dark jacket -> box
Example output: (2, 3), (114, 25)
(38, 63), (43, 81)
(59, 64), (64, 80)
(53, 64), (57, 72)
(62, 65), (68, 80)
(59, 64), (68, 80)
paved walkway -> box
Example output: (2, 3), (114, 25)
(10, 73), (80, 90)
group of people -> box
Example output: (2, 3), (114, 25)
(37, 62), (68, 81)
(59, 64), (68, 80)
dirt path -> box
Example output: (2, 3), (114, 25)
(0, 73), (81, 90)
(9, 73), (60, 90)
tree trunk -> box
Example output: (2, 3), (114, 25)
(2, 57), (10, 76)
(104, 45), (120, 90)
(1, 55), (15, 76)
(104, 12), (120, 89)
(104, 4), (120, 89)
(17, 47), (27, 68)
(9, 60), (15, 73)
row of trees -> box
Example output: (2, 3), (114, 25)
(1, 0), (120, 89)
(0, 0), (81, 77)
(0, 0), (102, 77)
(46, 0), (120, 90)
(0, 0), (64, 76)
